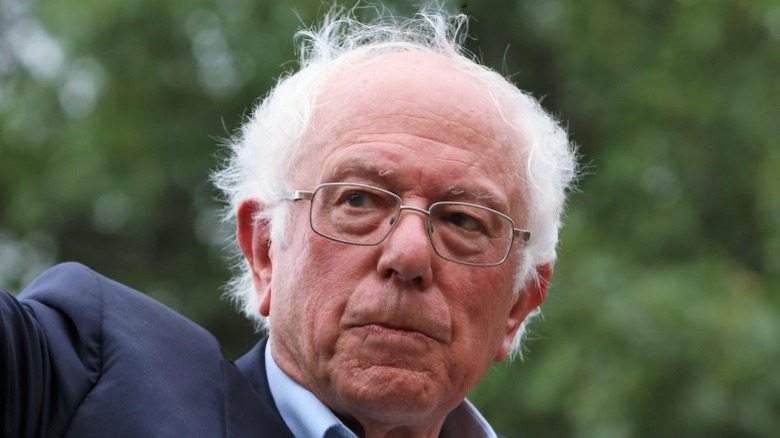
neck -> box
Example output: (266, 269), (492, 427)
(338, 412), (447, 438)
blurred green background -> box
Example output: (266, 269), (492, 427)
(1, 0), (778, 436)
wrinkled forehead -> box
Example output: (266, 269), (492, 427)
(298, 51), (527, 204)
(314, 52), (517, 142)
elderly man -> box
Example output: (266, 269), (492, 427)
(2, 8), (576, 438)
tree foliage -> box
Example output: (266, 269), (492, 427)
(1, 0), (778, 436)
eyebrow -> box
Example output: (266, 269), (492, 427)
(325, 159), (508, 210)
(440, 185), (501, 204)
(327, 161), (394, 182)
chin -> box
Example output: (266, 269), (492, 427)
(331, 364), (452, 423)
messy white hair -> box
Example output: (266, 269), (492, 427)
(212, 5), (577, 359)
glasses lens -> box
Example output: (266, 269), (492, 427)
(429, 202), (514, 265)
(307, 183), (517, 266)
(310, 183), (399, 245)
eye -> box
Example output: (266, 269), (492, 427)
(443, 212), (484, 232)
(432, 203), (499, 237)
(343, 190), (378, 208)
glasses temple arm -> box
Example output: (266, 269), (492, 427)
(513, 228), (531, 242)
(284, 190), (314, 202)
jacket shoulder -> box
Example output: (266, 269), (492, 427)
(18, 262), (240, 437)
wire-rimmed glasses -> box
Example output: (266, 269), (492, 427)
(286, 182), (530, 267)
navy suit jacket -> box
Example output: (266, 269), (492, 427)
(1, 263), (295, 437)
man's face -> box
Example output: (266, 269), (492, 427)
(242, 53), (545, 431)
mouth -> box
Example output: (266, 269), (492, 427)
(356, 323), (441, 344)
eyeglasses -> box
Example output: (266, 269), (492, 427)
(285, 182), (530, 267)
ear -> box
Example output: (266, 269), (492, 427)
(237, 200), (273, 317)
(494, 263), (553, 361)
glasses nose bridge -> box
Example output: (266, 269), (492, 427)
(399, 204), (431, 217)
(389, 204), (433, 236)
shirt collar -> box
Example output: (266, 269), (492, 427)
(265, 340), (355, 437)
(265, 340), (498, 438)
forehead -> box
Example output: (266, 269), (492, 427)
(300, 52), (525, 210)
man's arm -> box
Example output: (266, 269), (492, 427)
(1, 289), (52, 438)
(1, 264), (103, 438)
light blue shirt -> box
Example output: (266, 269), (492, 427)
(265, 341), (499, 438)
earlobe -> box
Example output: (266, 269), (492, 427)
(494, 263), (553, 361)
(237, 200), (273, 317)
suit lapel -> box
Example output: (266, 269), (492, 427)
(224, 338), (294, 437)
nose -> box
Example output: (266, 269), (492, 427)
(376, 207), (434, 287)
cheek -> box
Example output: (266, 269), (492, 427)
(448, 270), (515, 359)
(272, 236), (370, 347)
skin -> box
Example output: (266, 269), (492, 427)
(237, 52), (551, 437)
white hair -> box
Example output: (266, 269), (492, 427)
(212, 6), (578, 359)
